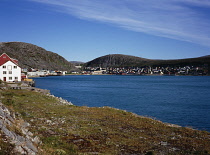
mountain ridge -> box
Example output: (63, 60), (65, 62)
(85, 54), (210, 68)
(0, 42), (73, 72)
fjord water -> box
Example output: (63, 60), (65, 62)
(33, 75), (210, 131)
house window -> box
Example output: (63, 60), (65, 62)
(14, 66), (17, 69)
(3, 71), (6, 74)
(9, 77), (12, 80)
(8, 65), (12, 70)
(3, 66), (6, 69)
(9, 71), (12, 74)
(15, 77), (18, 80)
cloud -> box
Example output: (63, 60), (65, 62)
(29, 0), (210, 46)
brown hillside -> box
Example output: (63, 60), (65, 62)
(85, 54), (210, 68)
(0, 42), (73, 72)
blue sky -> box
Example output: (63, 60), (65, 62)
(1, 0), (210, 62)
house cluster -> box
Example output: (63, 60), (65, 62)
(83, 65), (208, 75)
(0, 53), (67, 83)
(26, 69), (67, 77)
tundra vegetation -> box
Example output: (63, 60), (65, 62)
(0, 88), (210, 154)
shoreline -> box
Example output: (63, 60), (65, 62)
(28, 84), (192, 131)
(30, 75), (209, 132)
(25, 86), (74, 106)
(32, 84), (190, 131)
(29, 73), (210, 78)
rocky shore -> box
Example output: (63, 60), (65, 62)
(0, 82), (73, 154)
(46, 94), (73, 106)
(0, 102), (40, 154)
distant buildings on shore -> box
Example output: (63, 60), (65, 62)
(26, 69), (67, 77)
(82, 66), (208, 76)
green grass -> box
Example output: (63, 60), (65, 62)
(1, 89), (210, 154)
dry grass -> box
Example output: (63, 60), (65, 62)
(0, 131), (16, 155)
(1, 89), (210, 155)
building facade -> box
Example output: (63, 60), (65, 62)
(0, 53), (21, 82)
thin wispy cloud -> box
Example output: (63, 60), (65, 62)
(29, 0), (210, 47)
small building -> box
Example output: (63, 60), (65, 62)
(0, 53), (21, 82)
(27, 71), (47, 77)
(75, 66), (82, 69)
(21, 73), (27, 81)
(92, 68), (107, 75)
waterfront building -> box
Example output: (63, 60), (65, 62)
(0, 53), (21, 82)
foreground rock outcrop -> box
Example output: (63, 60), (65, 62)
(0, 102), (40, 154)
(0, 81), (73, 154)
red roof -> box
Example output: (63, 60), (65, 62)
(0, 53), (19, 66)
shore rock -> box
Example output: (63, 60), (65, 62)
(0, 102), (40, 154)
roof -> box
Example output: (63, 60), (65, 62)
(0, 53), (19, 66)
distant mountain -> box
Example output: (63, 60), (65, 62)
(85, 54), (210, 68)
(70, 61), (85, 66)
(0, 42), (73, 72)
(85, 54), (153, 68)
(199, 55), (210, 58)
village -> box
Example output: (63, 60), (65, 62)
(82, 65), (208, 76)
(0, 53), (208, 85)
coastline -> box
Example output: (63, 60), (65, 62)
(24, 85), (74, 106)
(32, 84), (194, 130)
(30, 75), (210, 132)
(30, 81), (184, 130)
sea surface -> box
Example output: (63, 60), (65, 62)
(33, 75), (210, 131)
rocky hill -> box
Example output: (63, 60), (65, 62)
(85, 54), (153, 68)
(85, 54), (210, 68)
(0, 42), (73, 72)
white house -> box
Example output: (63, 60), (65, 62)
(0, 53), (21, 82)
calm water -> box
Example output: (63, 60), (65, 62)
(33, 75), (210, 131)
